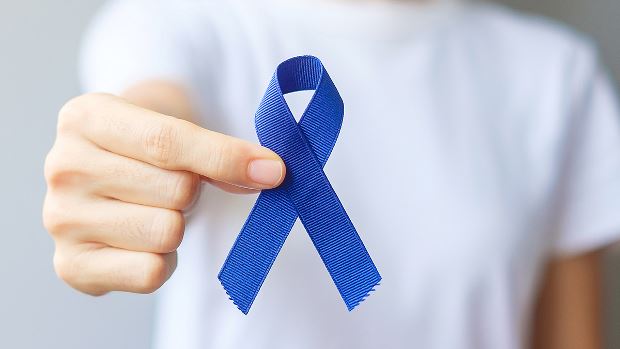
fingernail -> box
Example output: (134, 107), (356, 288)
(247, 159), (284, 187)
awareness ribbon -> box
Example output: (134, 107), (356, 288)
(218, 56), (381, 314)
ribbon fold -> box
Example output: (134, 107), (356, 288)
(218, 55), (381, 314)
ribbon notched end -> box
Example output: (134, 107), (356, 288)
(346, 278), (382, 312)
(219, 275), (253, 315)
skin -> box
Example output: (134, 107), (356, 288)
(43, 81), (603, 347)
(532, 250), (603, 349)
(43, 81), (285, 295)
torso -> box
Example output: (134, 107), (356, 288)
(153, 1), (585, 348)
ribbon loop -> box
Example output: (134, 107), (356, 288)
(219, 56), (381, 314)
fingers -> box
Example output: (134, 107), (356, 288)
(98, 162), (200, 210)
(59, 93), (285, 189)
(46, 196), (185, 253)
(53, 243), (177, 295)
(49, 138), (201, 210)
(46, 92), (272, 297)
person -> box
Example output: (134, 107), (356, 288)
(42, 0), (620, 348)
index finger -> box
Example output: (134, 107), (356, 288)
(62, 93), (285, 189)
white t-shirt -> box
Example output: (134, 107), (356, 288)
(80, 1), (620, 348)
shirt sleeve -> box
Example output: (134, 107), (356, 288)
(551, 41), (620, 256)
(78, 0), (195, 94)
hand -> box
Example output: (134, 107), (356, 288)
(43, 93), (285, 295)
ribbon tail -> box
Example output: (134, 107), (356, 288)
(290, 179), (382, 311)
(218, 188), (297, 314)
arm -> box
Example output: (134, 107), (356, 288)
(531, 250), (604, 349)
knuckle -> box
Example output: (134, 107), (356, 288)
(42, 200), (62, 235)
(43, 149), (61, 186)
(57, 93), (113, 134)
(168, 172), (200, 209)
(42, 196), (74, 238)
(207, 138), (234, 180)
(57, 96), (84, 133)
(53, 247), (107, 296)
(43, 146), (81, 189)
(53, 249), (77, 285)
(57, 94), (92, 133)
(143, 122), (181, 167)
(151, 211), (185, 253)
(137, 254), (170, 293)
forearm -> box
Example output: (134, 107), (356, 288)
(531, 250), (603, 349)
(121, 79), (196, 122)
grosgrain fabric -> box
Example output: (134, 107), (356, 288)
(218, 56), (381, 314)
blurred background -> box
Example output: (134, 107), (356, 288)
(0, 0), (618, 348)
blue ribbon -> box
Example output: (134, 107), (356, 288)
(218, 55), (381, 314)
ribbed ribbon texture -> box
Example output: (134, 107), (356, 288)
(218, 55), (381, 314)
